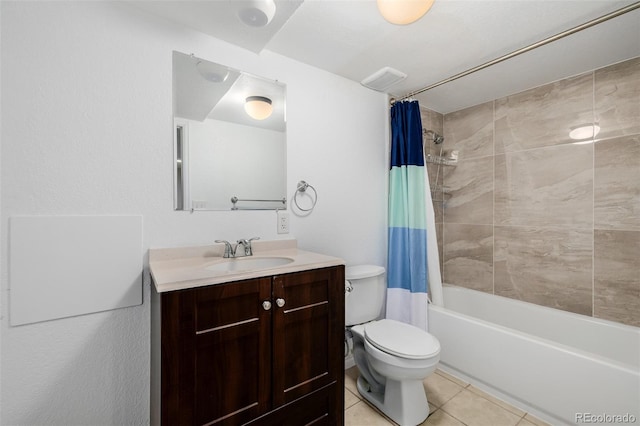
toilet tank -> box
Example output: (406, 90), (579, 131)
(345, 265), (386, 326)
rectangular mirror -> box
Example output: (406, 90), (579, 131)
(173, 51), (287, 211)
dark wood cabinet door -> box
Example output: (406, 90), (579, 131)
(271, 266), (345, 417)
(161, 277), (272, 426)
(193, 277), (273, 425)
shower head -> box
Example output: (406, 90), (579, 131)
(423, 129), (444, 144)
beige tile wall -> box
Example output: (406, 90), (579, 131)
(421, 57), (640, 327)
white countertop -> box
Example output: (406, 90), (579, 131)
(149, 239), (345, 293)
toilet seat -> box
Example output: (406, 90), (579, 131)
(364, 319), (440, 360)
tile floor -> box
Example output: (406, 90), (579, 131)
(344, 367), (551, 426)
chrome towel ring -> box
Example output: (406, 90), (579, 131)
(294, 180), (318, 212)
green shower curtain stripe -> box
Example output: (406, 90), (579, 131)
(389, 166), (427, 229)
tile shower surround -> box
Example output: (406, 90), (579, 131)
(421, 57), (640, 327)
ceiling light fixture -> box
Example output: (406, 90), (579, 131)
(196, 60), (229, 83)
(569, 124), (600, 140)
(377, 0), (435, 25)
(238, 0), (276, 27)
(245, 96), (273, 120)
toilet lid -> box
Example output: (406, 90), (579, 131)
(364, 319), (440, 360)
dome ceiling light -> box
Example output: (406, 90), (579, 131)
(377, 0), (435, 25)
(238, 0), (277, 27)
(196, 60), (229, 83)
(245, 96), (273, 120)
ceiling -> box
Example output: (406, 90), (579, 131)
(131, 0), (640, 113)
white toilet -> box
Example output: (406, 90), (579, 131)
(346, 265), (440, 426)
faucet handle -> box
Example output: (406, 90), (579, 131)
(215, 240), (235, 258)
(237, 237), (260, 244)
(237, 237), (260, 256)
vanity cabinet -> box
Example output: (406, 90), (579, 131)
(152, 265), (345, 425)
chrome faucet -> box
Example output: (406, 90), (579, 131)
(215, 240), (237, 258)
(215, 237), (260, 258)
(236, 237), (260, 257)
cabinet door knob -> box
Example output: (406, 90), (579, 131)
(262, 300), (272, 311)
(276, 298), (285, 308)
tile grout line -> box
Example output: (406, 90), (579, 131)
(591, 70), (596, 318)
(591, 70), (596, 319)
(439, 387), (526, 426)
(492, 99), (496, 296)
(435, 370), (541, 424)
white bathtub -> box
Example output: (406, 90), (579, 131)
(428, 285), (640, 426)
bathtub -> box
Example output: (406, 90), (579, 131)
(428, 285), (640, 426)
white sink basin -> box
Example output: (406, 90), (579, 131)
(205, 256), (294, 273)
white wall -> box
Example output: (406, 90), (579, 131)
(0, 2), (388, 424)
(186, 118), (286, 210)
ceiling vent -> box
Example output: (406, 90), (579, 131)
(361, 67), (407, 92)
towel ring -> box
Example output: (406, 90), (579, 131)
(294, 180), (318, 212)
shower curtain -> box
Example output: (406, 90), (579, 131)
(386, 100), (430, 331)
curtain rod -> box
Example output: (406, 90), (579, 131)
(391, 1), (640, 104)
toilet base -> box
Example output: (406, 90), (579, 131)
(356, 375), (430, 426)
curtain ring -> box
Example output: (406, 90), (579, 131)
(294, 180), (317, 212)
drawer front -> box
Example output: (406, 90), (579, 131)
(244, 382), (342, 426)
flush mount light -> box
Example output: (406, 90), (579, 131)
(569, 124), (600, 140)
(377, 0), (435, 25)
(238, 0), (276, 27)
(196, 60), (229, 83)
(245, 96), (273, 120)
